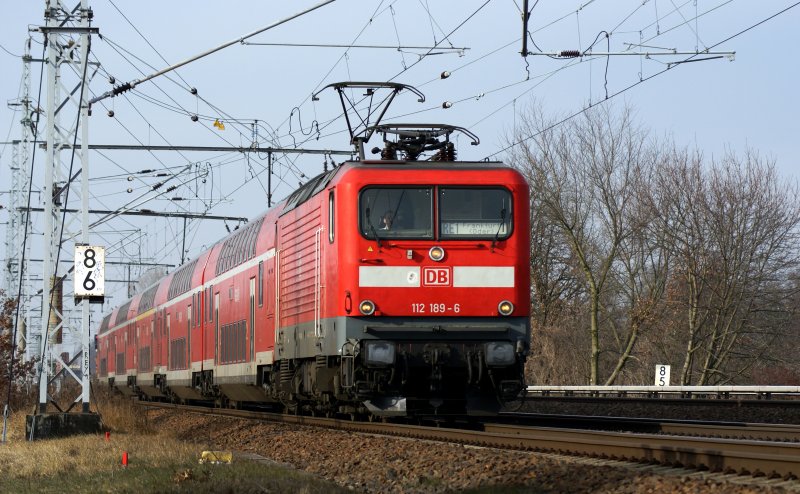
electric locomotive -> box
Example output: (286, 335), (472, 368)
(95, 83), (530, 417)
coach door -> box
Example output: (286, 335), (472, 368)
(110, 337), (116, 378)
(314, 227), (322, 337)
(166, 314), (171, 370)
(250, 277), (256, 362)
(135, 324), (139, 371)
(150, 321), (154, 372)
(186, 305), (192, 368)
(214, 293), (220, 364)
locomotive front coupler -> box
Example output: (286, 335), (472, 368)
(422, 343), (452, 394)
(465, 350), (485, 386)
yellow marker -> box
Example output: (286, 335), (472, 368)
(213, 119), (226, 131)
(199, 451), (233, 464)
(367, 246), (373, 252)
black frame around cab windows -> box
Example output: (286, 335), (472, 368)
(439, 187), (513, 240)
(359, 186), (513, 241)
(359, 187), (433, 240)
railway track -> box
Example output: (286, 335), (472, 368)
(139, 401), (800, 479)
(498, 412), (800, 441)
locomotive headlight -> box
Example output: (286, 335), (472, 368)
(498, 300), (514, 316)
(364, 340), (396, 366)
(485, 341), (515, 366)
(429, 246), (445, 262)
(359, 300), (376, 315)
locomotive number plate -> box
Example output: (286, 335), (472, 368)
(411, 303), (461, 313)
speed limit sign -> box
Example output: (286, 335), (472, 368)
(74, 245), (105, 298)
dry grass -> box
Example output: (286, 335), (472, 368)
(91, 388), (155, 434)
(0, 432), (197, 479)
(0, 393), (346, 493)
(0, 395), (192, 479)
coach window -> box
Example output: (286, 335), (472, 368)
(258, 261), (264, 307)
(439, 187), (513, 239)
(208, 285), (214, 322)
(360, 187), (433, 240)
(328, 191), (335, 243)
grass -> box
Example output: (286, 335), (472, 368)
(0, 395), (348, 494)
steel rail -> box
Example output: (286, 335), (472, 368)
(526, 385), (800, 397)
(139, 401), (800, 479)
(498, 412), (800, 441)
(482, 423), (800, 478)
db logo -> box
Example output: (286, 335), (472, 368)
(422, 267), (451, 286)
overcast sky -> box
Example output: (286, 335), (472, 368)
(1, 1), (799, 340)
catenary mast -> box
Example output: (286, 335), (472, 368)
(36, 0), (97, 416)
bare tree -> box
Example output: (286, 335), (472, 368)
(651, 150), (800, 384)
(511, 103), (800, 386)
(648, 150), (711, 384)
(601, 161), (671, 384)
(1, 293), (38, 410)
(515, 141), (583, 330)
(510, 104), (663, 384)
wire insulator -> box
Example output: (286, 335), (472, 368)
(112, 82), (133, 96)
(381, 143), (398, 161)
(431, 142), (456, 162)
(559, 50), (580, 58)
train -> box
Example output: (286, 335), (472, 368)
(95, 97), (531, 417)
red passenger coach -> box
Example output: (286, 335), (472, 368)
(96, 115), (531, 416)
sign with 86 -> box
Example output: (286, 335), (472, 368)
(74, 245), (105, 298)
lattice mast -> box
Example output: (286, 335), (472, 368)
(37, 0), (96, 413)
(6, 39), (35, 358)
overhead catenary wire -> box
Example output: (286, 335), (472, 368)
(96, 34), (258, 143)
(89, 0), (338, 106)
(282, 0), (600, 151)
(285, 2), (494, 153)
(240, 41), (469, 52)
(291, 0), (608, 147)
(242, 0), (743, 166)
(484, 0), (800, 161)
(94, 31), (319, 192)
(83, 48), (244, 228)
(424, 0), (738, 146)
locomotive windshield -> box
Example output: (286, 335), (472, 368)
(360, 187), (434, 239)
(359, 186), (512, 240)
(439, 187), (512, 239)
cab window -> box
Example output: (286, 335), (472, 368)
(360, 187), (433, 239)
(439, 187), (512, 239)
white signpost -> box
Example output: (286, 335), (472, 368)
(74, 244), (105, 416)
(74, 245), (105, 298)
(655, 364), (671, 387)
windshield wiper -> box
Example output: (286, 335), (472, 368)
(369, 222), (382, 249)
(491, 208), (507, 252)
(365, 207), (382, 249)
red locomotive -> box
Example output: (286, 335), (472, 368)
(96, 84), (530, 416)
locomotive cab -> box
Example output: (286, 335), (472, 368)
(333, 160), (531, 416)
